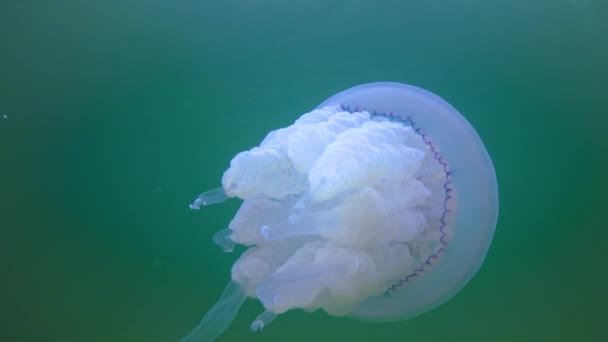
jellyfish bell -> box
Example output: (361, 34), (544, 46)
(183, 82), (499, 341)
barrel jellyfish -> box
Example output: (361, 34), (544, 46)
(182, 82), (499, 341)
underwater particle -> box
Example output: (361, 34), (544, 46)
(182, 82), (499, 341)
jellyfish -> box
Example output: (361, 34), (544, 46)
(182, 82), (499, 341)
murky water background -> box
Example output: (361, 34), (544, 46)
(1, 1), (606, 341)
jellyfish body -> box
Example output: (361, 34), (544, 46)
(183, 82), (498, 341)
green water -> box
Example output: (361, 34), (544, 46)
(1, 1), (606, 341)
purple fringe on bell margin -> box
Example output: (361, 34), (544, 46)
(339, 104), (453, 297)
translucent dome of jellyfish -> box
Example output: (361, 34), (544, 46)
(182, 82), (499, 341)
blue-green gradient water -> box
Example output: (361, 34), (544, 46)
(1, 1), (606, 341)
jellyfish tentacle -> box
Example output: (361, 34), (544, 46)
(255, 261), (348, 314)
(213, 229), (235, 252)
(250, 310), (277, 332)
(189, 187), (227, 210)
(259, 211), (336, 241)
(180, 281), (246, 342)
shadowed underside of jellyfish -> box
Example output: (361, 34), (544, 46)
(182, 82), (499, 341)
